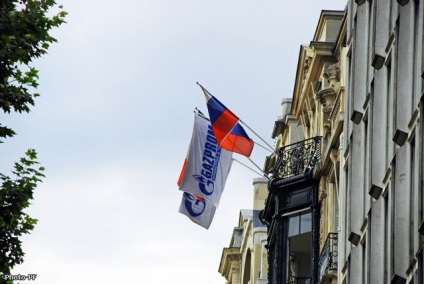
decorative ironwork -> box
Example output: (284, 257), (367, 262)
(318, 232), (338, 281)
(273, 137), (322, 179)
(265, 137), (322, 284)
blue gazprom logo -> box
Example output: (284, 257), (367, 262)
(193, 125), (222, 196)
(184, 193), (206, 217)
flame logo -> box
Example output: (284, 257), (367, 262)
(184, 192), (206, 217)
(193, 174), (214, 195)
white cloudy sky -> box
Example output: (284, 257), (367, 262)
(2, 1), (346, 283)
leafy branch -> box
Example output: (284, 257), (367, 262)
(0, 0), (66, 279)
(0, 149), (45, 276)
(0, 0), (67, 141)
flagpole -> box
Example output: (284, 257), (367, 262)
(233, 158), (271, 181)
(197, 82), (276, 153)
(254, 141), (275, 154)
(194, 107), (209, 121)
(247, 156), (271, 180)
(239, 119), (276, 153)
(196, 82), (212, 96)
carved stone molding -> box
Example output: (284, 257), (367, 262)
(228, 255), (241, 262)
(324, 62), (340, 90)
(302, 56), (313, 88)
(318, 88), (336, 113)
(317, 62), (341, 113)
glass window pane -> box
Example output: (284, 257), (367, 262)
(288, 215), (300, 237)
(286, 211), (312, 283)
(287, 231), (312, 282)
(300, 212), (312, 234)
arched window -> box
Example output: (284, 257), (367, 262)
(243, 249), (251, 284)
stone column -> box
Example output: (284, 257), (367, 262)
(372, 0), (391, 70)
(230, 258), (241, 284)
(394, 146), (411, 278)
(350, 2), (370, 124)
(394, 1), (415, 145)
(370, 198), (384, 283)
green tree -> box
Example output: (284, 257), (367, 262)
(0, 0), (66, 278)
(0, 150), (45, 276)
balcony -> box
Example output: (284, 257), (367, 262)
(272, 137), (322, 180)
(318, 233), (338, 283)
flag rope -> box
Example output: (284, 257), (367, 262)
(239, 119), (276, 153)
(254, 140), (274, 154)
(233, 158), (271, 180)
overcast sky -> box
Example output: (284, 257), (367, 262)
(2, 1), (346, 283)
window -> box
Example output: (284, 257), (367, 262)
(285, 211), (312, 284)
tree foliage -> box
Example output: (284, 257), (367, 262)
(0, 149), (45, 276)
(0, 0), (67, 141)
(0, 0), (66, 278)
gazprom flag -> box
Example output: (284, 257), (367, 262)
(178, 112), (233, 207)
(179, 192), (216, 229)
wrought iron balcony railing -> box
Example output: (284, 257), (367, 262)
(318, 232), (338, 281)
(272, 136), (322, 180)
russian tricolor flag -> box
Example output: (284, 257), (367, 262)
(202, 87), (254, 157)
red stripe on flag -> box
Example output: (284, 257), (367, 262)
(177, 159), (188, 186)
(193, 194), (205, 201)
(212, 109), (238, 142)
(221, 133), (254, 157)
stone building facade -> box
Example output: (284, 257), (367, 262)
(262, 10), (346, 284)
(340, 0), (424, 283)
(219, 178), (268, 284)
(262, 1), (424, 283)
(221, 1), (424, 283)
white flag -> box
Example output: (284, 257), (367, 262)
(178, 192), (216, 229)
(178, 113), (233, 206)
